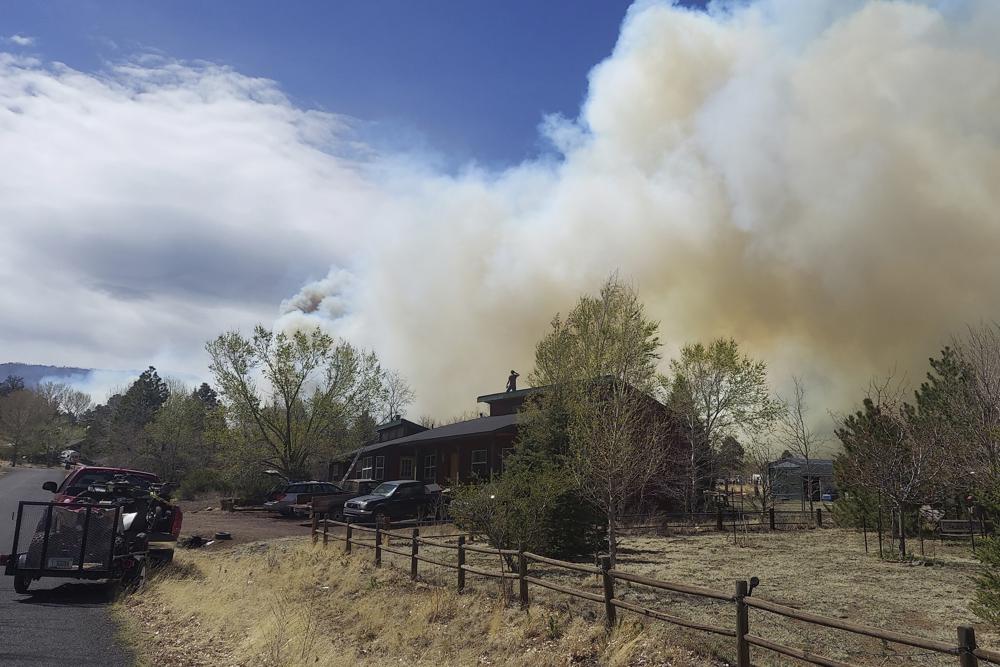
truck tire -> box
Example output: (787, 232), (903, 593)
(13, 574), (30, 594)
(125, 560), (147, 592)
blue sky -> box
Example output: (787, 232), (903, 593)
(1, 0), (708, 166)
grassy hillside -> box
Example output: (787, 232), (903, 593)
(117, 538), (711, 667)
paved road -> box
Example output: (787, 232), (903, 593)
(0, 467), (134, 666)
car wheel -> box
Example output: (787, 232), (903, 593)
(13, 574), (30, 594)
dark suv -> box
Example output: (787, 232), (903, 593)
(343, 480), (442, 524)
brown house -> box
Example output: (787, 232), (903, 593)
(331, 388), (539, 485)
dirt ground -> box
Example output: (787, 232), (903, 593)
(176, 498), (311, 547)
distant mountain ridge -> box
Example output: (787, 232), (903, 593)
(0, 362), (94, 386)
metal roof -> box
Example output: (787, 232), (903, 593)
(353, 413), (518, 456)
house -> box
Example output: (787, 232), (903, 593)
(331, 389), (538, 485)
(768, 457), (835, 501)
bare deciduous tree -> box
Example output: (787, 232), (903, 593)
(777, 377), (827, 512)
(379, 370), (415, 422)
(743, 430), (777, 510)
(951, 323), (1000, 493)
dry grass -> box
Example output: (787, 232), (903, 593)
(118, 526), (996, 667)
(117, 536), (712, 667)
(609, 527), (996, 666)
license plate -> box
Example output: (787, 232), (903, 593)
(47, 557), (75, 569)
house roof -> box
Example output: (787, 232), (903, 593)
(476, 386), (544, 404)
(769, 458), (834, 475)
(376, 416), (426, 433)
(353, 413), (518, 456)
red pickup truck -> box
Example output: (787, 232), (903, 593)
(42, 466), (183, 561)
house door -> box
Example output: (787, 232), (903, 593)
(449, 451), (459, 482)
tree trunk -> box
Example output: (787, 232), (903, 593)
(607, 516), (618, 568)
(898, 506), (907, 559)
(689, 440), (698, 513)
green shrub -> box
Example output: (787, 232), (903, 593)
(178, 468), (229, 500)
(451, 459), (604, 561)
(972, 537), (1000, 624)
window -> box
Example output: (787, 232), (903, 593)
(400, 457), (415, 480)
(423, 454), (437, 482)
(374, 456), (385, 480)
(471, 449), (488, 478)
(361, 456), (373, 479)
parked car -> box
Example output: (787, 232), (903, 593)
(59, 449), (81, 467)
(310, 479), (379, 519)
(343, 480), (444, 524)
(264, 481), (344, 516)
(41, 465), (182, 564)
(340, 479), (379, 497)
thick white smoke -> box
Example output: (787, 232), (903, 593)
(279, 0), (1000, 421)
(2, 1), (998, 427)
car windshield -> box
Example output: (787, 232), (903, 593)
(370, 483), (398, 496)
(62, 471), (157, 497)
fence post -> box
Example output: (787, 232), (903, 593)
(312, 513), (319, 545)
(769, 507), (776, 531)
(345, 522), (352, 554)
(518, 551), (529, 608)
(410, 528), (419, 580)
(816, 508), (823, 528)
(457, 535), (466, 593)
(735, 580), (750, 667)
(716, 507), (724, 531)
(323, 514), (329, 546)
(375, 525), (382, 567)
(958, 625), (979, 667)
(600, 555), (616, 629)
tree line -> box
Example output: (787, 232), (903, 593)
(0, 329), (415, 500)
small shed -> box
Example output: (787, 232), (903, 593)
(768, 458), (835, 502)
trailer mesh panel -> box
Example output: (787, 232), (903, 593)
(17, 504), (117, 570)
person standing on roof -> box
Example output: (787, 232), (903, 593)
(506, 370), (519, 392)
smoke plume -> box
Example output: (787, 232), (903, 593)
(278, 0), (1000, 421)
(2, 1), (998, 427)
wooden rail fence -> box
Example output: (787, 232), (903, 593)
(619, 508), (829, 533)
(310, 514), (998, 667)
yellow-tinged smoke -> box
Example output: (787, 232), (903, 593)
(278, 0), (1000, 425)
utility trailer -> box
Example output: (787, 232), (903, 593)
(2, 500), (147, 595)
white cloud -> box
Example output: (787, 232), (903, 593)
(2, 0), (1000, 426)
(6, 35), (35, 47)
